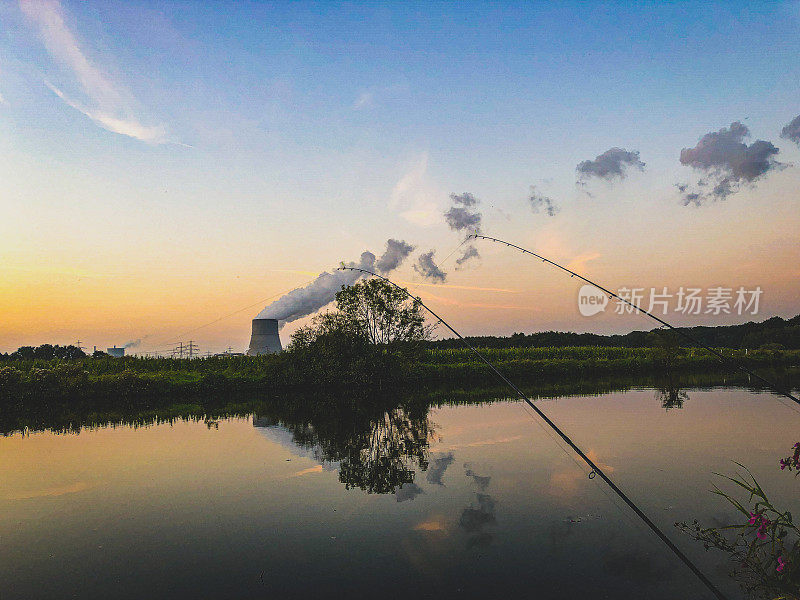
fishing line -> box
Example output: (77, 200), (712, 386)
(338, 266), (729, 600)
(470, 234), (800, 408)
(516, 394), (694, 571)
(436, 236), (471, 268)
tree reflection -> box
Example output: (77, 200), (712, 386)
(254, 394), (432, 494)
(654, 376), (689, 410)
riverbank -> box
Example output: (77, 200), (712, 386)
(1, 349), (798, 436)
(2, 345), (798, 404)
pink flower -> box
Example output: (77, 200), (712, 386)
(748, 512), (759, 525)
(777, 556), (787, 573)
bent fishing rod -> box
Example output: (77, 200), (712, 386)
(337, 266), (729, 600)
(470, 233), (800, 407)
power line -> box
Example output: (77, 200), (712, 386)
(338, 265), (729, 600)
(470, 233), (800, 408)
(146, 275), (320, 352)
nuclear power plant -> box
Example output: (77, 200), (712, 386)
(247, 318), (282, 355)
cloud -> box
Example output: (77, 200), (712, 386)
(395, 482), (424, 502)
(548, 449), (613, 499)
(528, 186), (559, 216)
(678, 121), (782, 204)
(780, 115), (800, 146)
(390, 153), (442, 227)
(464, 468), (491, 491)
(566, 252), (601, 273)
(425, 452), (455, 485)
(376, 239), (415, 274)
(440, 435), (523, 451)
(455, 245), (479, 268)
(413, 250), (447, 283)
(577, 148), (645, 181)
(443, 206), (481, 231)
(459, 493), (496, 533)
(353, 90), (374, 109)
(443, 192), (482, 268)
(414, 518), (447, 532)
(5, 481), (91, 500)
(289, 465), (324, 478)
(45, 82), (165, 142)
(21, 0), (167, 143)
(449, 192), (479, 207)
(444, 192), (482, 232)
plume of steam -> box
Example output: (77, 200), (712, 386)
(678, 121), (782, 204)
(257, 251), (376, 324)
(577, 148), (645, 182)
(413, 250), (447, 282)
(780, 115), (800, 146)
(376, 238), (415, 274)
(528, 186), (559, 216)
(455, 245), (479, 268)
(124, 339), (142, 349)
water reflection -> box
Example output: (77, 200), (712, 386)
(460, 464), (497, 548)
(654, 375), (690, 410)
(4, 368), (795, 437)
(254, 402), (432, 494)
(426, 452), (455, 485)
(3, 381), (799, 600)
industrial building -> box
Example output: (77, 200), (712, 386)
(247, 318), (282, 355)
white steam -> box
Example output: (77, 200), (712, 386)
(257, 252), (376, 324)
(256, 238), (416, 325)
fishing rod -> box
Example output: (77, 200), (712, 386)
(337, 265), (729, 600)
(470, 233), (800, 407)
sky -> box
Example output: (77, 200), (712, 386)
(1, 0), (799, 354)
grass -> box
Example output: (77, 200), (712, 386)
(1, 345), (799, 408)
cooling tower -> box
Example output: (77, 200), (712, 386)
(247, 318), (282, 355)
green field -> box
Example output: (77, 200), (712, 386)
(2, 344), (799, 405)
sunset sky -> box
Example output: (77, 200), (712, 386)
(2, 1), (799, 354)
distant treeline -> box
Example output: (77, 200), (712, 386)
(425, 314), (800, 350)
(2, 344), (799, 407)
(3, 313), (800, 406)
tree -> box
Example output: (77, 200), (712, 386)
(334, 278), (433, 346)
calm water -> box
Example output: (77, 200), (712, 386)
(2, 386), (798, 599)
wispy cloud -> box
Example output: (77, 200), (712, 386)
(288, 465), (324, 478)
(390, 153), (443, 227)
(46, 82), (166, 143)
(5, 481), (92, 500)
(566, 252), (601, 273)
(20, 0), (167, 143)
(353, 90), (374, 109)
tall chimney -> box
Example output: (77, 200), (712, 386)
(247, 318), (282, 355)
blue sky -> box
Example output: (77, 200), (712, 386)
(2, 1), (799, 352)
